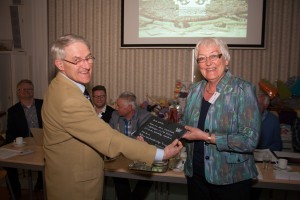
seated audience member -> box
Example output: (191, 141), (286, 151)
(109, 91), (153, 200)
(256, 93), (283, 151)
(292, 111), (300, 152)
(92, 85), (115, 123)
(5, 79), (44, 199)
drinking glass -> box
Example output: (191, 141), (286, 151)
(262, 153), (272, 170)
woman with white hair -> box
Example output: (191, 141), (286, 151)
(181, 38), (261, 200)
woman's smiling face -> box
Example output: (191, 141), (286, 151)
(197, 44), (229, 83)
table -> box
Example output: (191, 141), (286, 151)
(104, 156), (186, 199)
(1, 139), (299, 199)
(104, 155), (300, 191)
(0, 137), (45, 200)
(104, 156), (185, 184)
(254, 163), (300, 191)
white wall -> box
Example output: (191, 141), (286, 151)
(0, 0), (13, 40)
(0, 0), (48, 132)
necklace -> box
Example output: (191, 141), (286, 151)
(205, 85), (215, 94)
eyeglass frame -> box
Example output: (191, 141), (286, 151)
(196, 54), (222, 64)
(18, 88), (34, 92)
(62, 56), (95, 65)
(93, 95), (106, 99)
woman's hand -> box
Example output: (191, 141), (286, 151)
(182, 125), (206, 141)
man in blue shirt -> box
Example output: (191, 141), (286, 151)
(109, 91), (153, 200)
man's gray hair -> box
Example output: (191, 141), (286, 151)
(17, 79), (34, 89)
(118, 91), (137, 109)
(50, 34), (90, 60)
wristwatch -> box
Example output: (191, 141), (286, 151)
(206, 132), (212, 143)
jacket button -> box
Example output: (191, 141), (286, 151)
(205, 129), (209, 132)
(205, 156), (209, 160)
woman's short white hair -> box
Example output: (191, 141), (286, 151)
(194, 37), (230, 62)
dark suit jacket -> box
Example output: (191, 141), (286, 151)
(5, 99), (43, 144)
(101, 105), (115, 123)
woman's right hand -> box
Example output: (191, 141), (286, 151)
(182, 125), (205, 141)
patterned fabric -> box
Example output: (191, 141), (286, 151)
(5, 99), (43, 143)
(84, 88), (92, 104)
(292, 117), (300, 152)
(109, 107), (152, 138)
(98, 105), (115, 123)
(257, 110), (282, 151)
(22, 101), (39, 130)
(182, 71), (260, 185)
(124, 119), (132, 136)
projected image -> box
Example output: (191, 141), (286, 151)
(139, 0), (248, 38)
(122, 0), (265, 48)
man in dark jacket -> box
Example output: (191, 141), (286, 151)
(92, 85), (115, 123)
(5, 79), (43, 199)
(109, 91), (153, 200)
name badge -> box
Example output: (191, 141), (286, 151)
(208, 92), (220, 104)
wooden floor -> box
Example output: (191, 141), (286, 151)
(0, 169), (44, 200)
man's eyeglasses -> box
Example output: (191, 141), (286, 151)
(62, 56), (95, 65)
(196, 54), (222, 64)
(93, 95), (106, 99)
(19, 88), (33, 92)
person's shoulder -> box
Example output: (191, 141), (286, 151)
(189, 81), (203, 90)
(229, 76), (255, 92)
(111, 110), (119, 117)
(35, 99), (43, 104)
(136, 108), (152, 120)
(231, 76), (252, 86)
(106, 105), (115, 112)
(7, 102), (22, 112)
(137, 107), (150, 114)
(109, 110), (120, 124)
(267, 110), (280, 121)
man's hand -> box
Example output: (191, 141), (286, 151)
(163, 139), (183, 160)
(136, 135), (145, 142)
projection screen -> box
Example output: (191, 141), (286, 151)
(121, 0), (266, 48)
